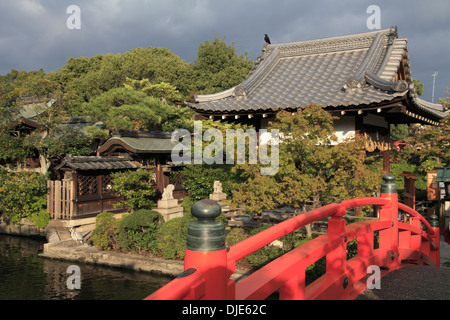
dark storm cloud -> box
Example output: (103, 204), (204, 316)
(1, 0), (449, 101)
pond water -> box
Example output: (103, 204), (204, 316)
(0, 234), (173, 300)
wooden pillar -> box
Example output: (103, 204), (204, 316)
(99, 175), (104, 213)
(72, 172), (79, 218)
(439, 200), (446, 235)
(383, 149), (390, 174)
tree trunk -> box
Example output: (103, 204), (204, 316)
(302, 204), (312, 238)
(39, 154), (50, 175)
(37, 130), (50, 175)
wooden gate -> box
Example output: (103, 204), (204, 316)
(400, 171), (417, 210)
(155, 164), (188, 200)
(47, 180), (75, 220)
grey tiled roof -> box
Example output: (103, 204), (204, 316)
(188, 27), (449, 121)
(19, 99), (54, 119)
(98, 136), (178, 154)
(55, 155), (141, 171)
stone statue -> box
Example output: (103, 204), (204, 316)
(156, 183), (183, 222)
(210, 180), (227, 205)
(162, 184), (175, 200)
(213, 181), (223, 194)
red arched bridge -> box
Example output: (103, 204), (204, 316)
(145, 174), (443, 300)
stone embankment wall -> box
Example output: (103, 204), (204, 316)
(0, 219), (46, 238)
(42, 239), (184, 276)
(0, 218), (184, 277)
(1, 217), (249, 280)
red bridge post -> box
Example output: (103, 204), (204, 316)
(379, 174), (399, 269)
(326, 205), (347, 276)
(184, 199), (228, 300)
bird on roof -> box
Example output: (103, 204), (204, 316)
(264, 34), (271, 44)
(70, 227), (84, 244)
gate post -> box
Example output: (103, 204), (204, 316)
(379, 174), (399, 268)
(184, 199), (228, 300)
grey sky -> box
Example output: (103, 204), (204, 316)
(1, 0), (449, 102)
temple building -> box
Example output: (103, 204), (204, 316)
(97, 130), (177, 167)
(186, 26), (449, 172)
(96, 130), (185, 197)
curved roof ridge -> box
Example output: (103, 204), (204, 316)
(409, 93), (450, 119)
(97, 136), (178, 155)
(343, 26), (399, 93)
(265, 27), (393, 54)
(194, 87), (236, 103)
(377, 38), (408, 80)
(365, 71), (409, 93)
(352, 32), (384, 81)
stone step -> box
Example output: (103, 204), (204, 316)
(56, 228), (72, 241)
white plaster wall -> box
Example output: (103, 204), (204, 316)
(332, 116), (355, 144)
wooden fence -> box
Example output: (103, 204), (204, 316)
(47, 180), (75, 220)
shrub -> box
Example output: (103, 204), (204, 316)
(181, 196), (195, 216)
(118, 209), (163, 253)
(224, 224), (328, 284)
(225, 227), (248, 247)
(27, 196), (50, 229)
(155, 216), (193, 259)
(225, 224), (314, 270)
(305, 257), (326, 285)
(110, 170), (157, 211)
(244, 225), (312, 269)
(91, 212), (121, 251)
(181, 164), (244, 201)
(0, 170), (48, 228)
(155, 196), (231, 260)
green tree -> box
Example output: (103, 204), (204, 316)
(181, 164), (245, 202)
(124, 78), (183, 103)
(0, 128), (31, 165)
(23, 126), (93, 163)
(389, 78), (425, 142)
(412, 79), (424, 97)
(120, 47), (195, 97)
(2, 70), (94, 173)
(232, 105), (382, 219)
(58, 53), (124, 105)
(178, 119), (255, 201)
(390, 123), (409, 141)
(82, 86), (164, 131)
(402, 116), (450, 170)
(123, 78), (194, 131)
(0, 170), (49, 228)
(193, 35), (254, 94)
(0, 69), (29, 108)
(439, 88), (450, 109)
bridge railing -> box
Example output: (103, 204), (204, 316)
(144, 174), (440, 300)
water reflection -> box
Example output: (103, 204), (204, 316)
(0, 235), (173, 300)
